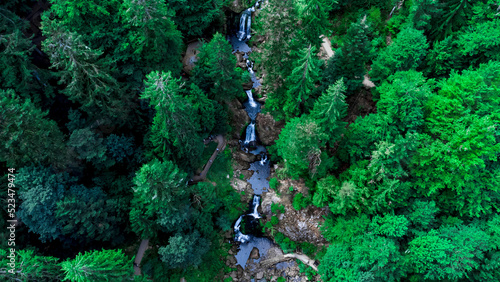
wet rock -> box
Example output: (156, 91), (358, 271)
(228, 99), (250, 140)
(250, 247), (260, 259)
(261, 191), (283, 216)
(235, 52), (248, 69)
(232, 178), (251, 192)
(182, 41), (202, 75)
(256, 112), (284, 146)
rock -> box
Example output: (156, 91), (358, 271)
(182, 41), (202, 75)
(228, 0), (247, 13)
(261, 191), (282, 215)
(256, 271), (264, 280)
(232, 178), (250, 192)
(256, 112), (284, 146)
(233, 150), (258, 163)
(230, 271), (238, 280)
(235, 52), (247, 69)
(250, 247), (260, 259)
(228, 99), (250, 140)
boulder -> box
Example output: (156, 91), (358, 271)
(233, 150), (258, 163)
(228, 99), (250, 140)
(228, 0), (247, 13)
(182, 41), (202, 75)
(256, 271), (264, 280)
(256, 112), (284, 146)
(250, 247), (260, 259)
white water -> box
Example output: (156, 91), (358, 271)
(237, 7), (255, 41)
(246, 90), (257, 108)
(244, 122), (256, 145)
(234, 215), (251, 243)
(249, 195), (261, 219)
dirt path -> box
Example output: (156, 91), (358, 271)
(133, 239), (149, 275)
(192, 135), (226, 182)
(260, 252), (318, 272)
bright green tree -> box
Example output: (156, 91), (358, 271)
(60, 249), (133, 282)
(192, 32), (243, 102)
(276, 116), (327, 178)
(369, 27), (428, 84)
(295, 0), (334, 48)
(0, 90), (68, 168)
(142, 71), (202, 169)
(0, 249), (62, 281)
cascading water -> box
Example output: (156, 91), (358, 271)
(231, 0), (273, 270)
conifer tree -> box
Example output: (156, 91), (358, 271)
(321, 19), (370, 95)
(310, 79), (348, 143)
(0, 249), (62, 281)
(158, 231), (210, 269)
(60, 249), (133, 282)
(192, 33), (242, 102)
(120, 0), (183, 74)
(0, 89), (68, 168)
(296, 0), (334, 48)
(283, 45), (322, 120)
(167, 0), (224, 37)
(142, 71), (202, 169)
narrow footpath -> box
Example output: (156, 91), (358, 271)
(192, 134), (226, 182)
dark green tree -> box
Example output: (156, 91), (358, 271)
(142, 71), (202, 169)
(119, 0), (183, 74)
(192, 32), (243, 102)
(158, 231), (210, 269)
(166, 0), (224, 37)
(295, 0), (334, 48)
(60, 249), (133, 282)
(0, 90), (68, 168)
(283, 45), (322, 119)
(321, 19), (370, 95)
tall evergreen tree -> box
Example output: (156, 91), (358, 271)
(0, 89), (68, 168)
(283, 45), (322, 120)
(166, 0), (224, 37)
(142, 71), (202, 169)
(295, 0), (334, 48)
(60, 249), (133, 282)
(120, 0), (183, 74)
(321, 19), (370, 95)
(192, 32), (243, 102)
(0, 249), (62, 281)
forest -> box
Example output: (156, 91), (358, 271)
(1, 0), (500, 281)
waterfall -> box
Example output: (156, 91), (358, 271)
(234, 215), (251, 243)
(246, 90), (257, 108)
(244, 122), (256, 145)
(249, 195), (261, 219)
(259, 154), (267, 165)
(237, 7), (255, 41)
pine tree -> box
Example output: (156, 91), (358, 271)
(310, 79), (348, 143)
(0, 89), (68, 168)
(60, 249), (133, 282)
(192, 33), (243, 102)
(0, 249), (62, 281)
(296, 0), (334, 48)
(158, 231), (210, 269)
(120, 0), (183, 74)
(166, 0), (224, 37)
(321, 19), (370, 95)
(283, 45), (322, 120)
(142, 71), (202, 169)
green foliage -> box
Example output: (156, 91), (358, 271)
(0, 90), (68, 168)
(269, 177), (278, 189)
(292, 193), (311, 210)
(105, 134), (135, 162)
(192, 33), (243, 102)
(119, 0), (183, 74)
(276, 116), (327, 178)
(297, 259), (318, 280)
(271, 202), (285, 214)
(158, 231), (210, 269)
(321, 19), (370, 95)
(455, 18), (500, 65)
(68, 128), (112, 167)
(166, 0), (223, 37)
(299, 242), (318, 257)
(277, 277), (286, 282)
(61, 249), (133, 282)
(142, 71), (202, 169)
(370, 27), (429, 84)
(295, 0), (334, 48)
(408, 200), (439, 230)
(55, 185), (123, 243)
(283, 45), (322, 119)
(0, 249), (62, 281)
(17, 166), (72, 242)
(370, 214), (409, 238)
(274, 232), (297, 254)
(311, 79), (348, 143)
(270, 215), (279, 225)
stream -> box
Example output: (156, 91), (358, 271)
(230, 0), (274, 270)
